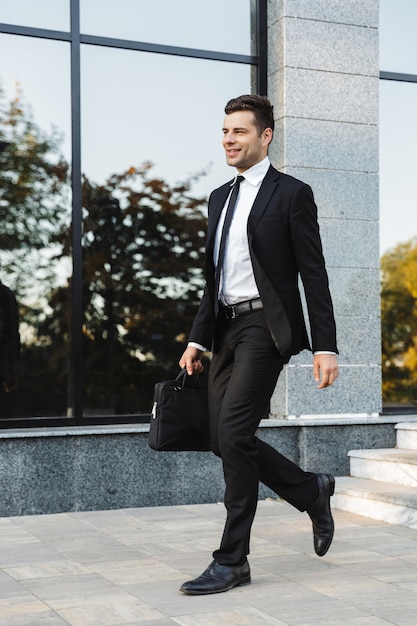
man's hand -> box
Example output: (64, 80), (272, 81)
(313, 354), (338, 389)
(179, 346), (204, 376)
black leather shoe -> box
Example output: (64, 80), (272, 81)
(180, 559), (251, 595)
(307, 473), (335, 557)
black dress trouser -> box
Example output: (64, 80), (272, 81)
(208, 309), (318, 566)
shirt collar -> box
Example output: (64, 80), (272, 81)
(231, 156), (270, 187)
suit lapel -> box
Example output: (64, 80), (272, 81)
(248, 165), (280, 239)
(206, 165), (280, 252)
(206, 183), (232, 250)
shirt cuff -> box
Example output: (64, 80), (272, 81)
(313, 351), (336, 355)
(188, 341), (208, 352)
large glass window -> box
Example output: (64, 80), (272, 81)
(0, 0), (70, 31)
(379, 0), (417, 255)
(379, 0), (417, 411)
(0, 0), (261, 425)
(80, 0), (252, 55)
(0, 34), (71, 419)
(379, 0), (417, 75)
(81, 47), (250, 189)
(379, 81), (417, 254)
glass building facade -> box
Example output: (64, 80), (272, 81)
(1, 1), (416, 427)
(0, 0), (265, 426)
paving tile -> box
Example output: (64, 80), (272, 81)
(56, 597), (164, 626)
(0, 596), (65, 625)
(247, 578), (371, 624)
(92, 558), (184, 585)
(0, 570), (30, 599)
(112, 621), (175, 626)
(324, 545), (394, 565)
(354, 535), (417, 559)
(173, 607), (286, 625)
(10, 513), (85, 537)
(343, 557), (417, 584)
(0, 540), (65, 569)
(4, 560), (92, 581)
(19, 573), (129, 610)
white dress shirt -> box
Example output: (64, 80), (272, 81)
(214, 156), (270, 304)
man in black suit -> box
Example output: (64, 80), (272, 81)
(179, 95), (338, 595)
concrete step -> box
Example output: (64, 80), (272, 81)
(333, 476), (417, 528)
(348, 448), (417, 487)
(396, 421), (417, 451)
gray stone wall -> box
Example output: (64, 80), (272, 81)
(267, 0), (381, 416)
(0, 418), (401, 517)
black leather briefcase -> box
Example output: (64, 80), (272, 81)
(148, 368), (210, 451)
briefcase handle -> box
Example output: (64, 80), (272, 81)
(176, 368), (205, 390)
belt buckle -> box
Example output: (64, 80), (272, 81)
(225, 304), (237, 320)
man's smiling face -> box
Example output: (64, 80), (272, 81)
(222, 110), (272, 173)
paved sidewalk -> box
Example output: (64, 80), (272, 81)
(1, 500), (417, 625)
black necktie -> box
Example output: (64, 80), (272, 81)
(214, 175), (244, 314)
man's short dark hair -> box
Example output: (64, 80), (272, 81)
(224, 95), (274, 135)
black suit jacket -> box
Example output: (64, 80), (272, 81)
(189, 165), (337, 357)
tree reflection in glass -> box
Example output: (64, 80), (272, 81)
(0, 85), (208, 416)
(0, 86), (70, 417)
(80, 165), (207, 415)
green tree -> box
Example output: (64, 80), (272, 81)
(35, 164), (208, 415)
(75, 166), (207, 413)
(381, 237), (417, 404)
(0, 85), (69, 296)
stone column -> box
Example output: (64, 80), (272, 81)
(267, 0), (381, 417)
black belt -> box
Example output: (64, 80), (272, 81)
(219, 298), (263, 320)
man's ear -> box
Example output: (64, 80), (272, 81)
(263, 127), (273, 146)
